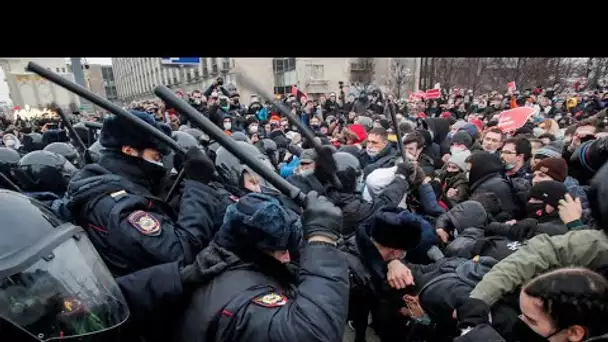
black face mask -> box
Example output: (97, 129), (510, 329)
(130, 153), (168, 194)
(445, 170), (460, 178)
(310, 124), (320, 131)
(512, 319), (562, 342)
(526, 202), (547, 218)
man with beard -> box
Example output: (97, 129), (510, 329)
(65, 111), (224, 276)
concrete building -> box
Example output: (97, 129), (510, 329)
(0, 58), (80, 110)
(111, 57), (421, 104)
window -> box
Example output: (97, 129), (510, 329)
(307, 65), (324, 80)
(56, 67), (60, 72)
(284, 70), (297, 86)
(193, 68), (200, 79)
(287, 58), (296, 71)
(186, 72), (192, 83)
(61, 67), (66, 73)
(222, 58), (231, 71)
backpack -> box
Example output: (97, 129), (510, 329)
(470, 236), (524, 261)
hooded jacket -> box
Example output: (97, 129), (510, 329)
(468, 153), (518, 219)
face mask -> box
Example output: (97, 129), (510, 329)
(221, 105), (230, 112)
(505, 162), (515, 170)
(367, 148), (380, 158)
(450, 146), (466, 155)
(356, 175), (365, 193)
(525, 202), (546, 217)
(512, 319), (562, 342)
(233, 99), (240, 105)
(298, 169), (314, 177)
(249, 125), (258, 133)
(223, 122), (232, 130)
(445, 170), (460, 178)
(193, 99), (201, 105)
(127, 154), (168, 192)
(311, 124), (320, 130)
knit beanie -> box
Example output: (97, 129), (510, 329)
(448, 150), (472, 172)
(534, 145), (562, 159)
(451, 131), (474, 148)
(528, 180), (568, 208)
(533, 158), (568, 182)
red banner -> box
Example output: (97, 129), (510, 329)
(497, 107), (537, 132)
(425, 88), (440, 99)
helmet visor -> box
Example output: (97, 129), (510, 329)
(0, 234), (129, 341)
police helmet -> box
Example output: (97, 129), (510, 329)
(0, 147), (21, 190)
(230, 131), (251, 143)
(0, 190), (129, 341)
(0, 147), (20, 176)
(13, 151), (77, 195)
(333, 152), (362, 193)
(172, 131), (198, 150)
(71, 122), (90, 147)
(206, 142), (222, 164)
(215, 141), (275, 190)
(44, 142), (81, 168)
(86, 141), (105, 164)
(21, 133), (44, 153)
(255, 139), (279, 167)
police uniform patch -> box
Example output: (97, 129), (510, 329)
(128, 211), (161, 236)
(253, 292), (288, 308)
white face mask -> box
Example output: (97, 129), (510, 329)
(367, 147), (380, 157)
(298, 169), (314, 177)
(450, 146), (466, 155)
(223, 122), (232, 130)
(249, 125), (258, 133)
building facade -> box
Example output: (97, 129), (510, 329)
(111, 57), (422, 104)
(0, 58), (80, 109)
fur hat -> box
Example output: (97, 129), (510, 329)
(100, 111), (172, 155)
(370, 206), (422, 251)
(215, 193), (302, 252)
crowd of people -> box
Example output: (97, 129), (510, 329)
(1, 74), (608, 342)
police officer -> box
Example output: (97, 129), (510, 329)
(65, 110), (223, 276)
(13, 150), (77, 221)
(176, 191), (349, 342)
(0, 189), (130, 341)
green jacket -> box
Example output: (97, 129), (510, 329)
(470, 228), (608, 305)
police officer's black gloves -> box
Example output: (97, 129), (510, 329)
(183, 147), (217, 184)
(314, 145), (337, 186)
(456, 297), (491, 330)
(301, 191), (342, 242)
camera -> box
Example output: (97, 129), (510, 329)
(338, 81), (344, 89)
